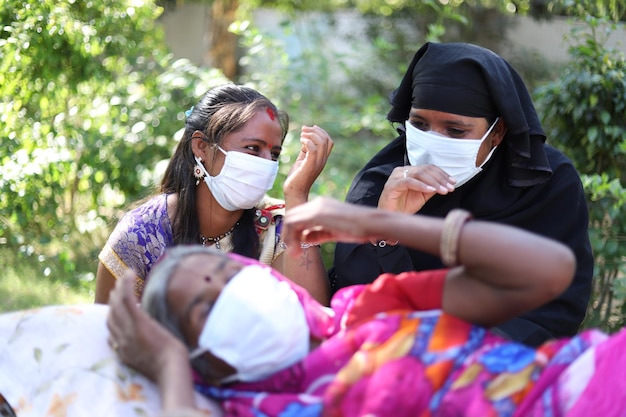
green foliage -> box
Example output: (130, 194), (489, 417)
(534, 15), (626, 331)
(0, 0), (229, 283)
(579, 174), (626, 332)
(549, 0), (626, 22)
(0, 245), (93, 313)
(535, 17), (626, 180)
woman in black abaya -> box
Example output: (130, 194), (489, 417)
(332, 42), (593, 347)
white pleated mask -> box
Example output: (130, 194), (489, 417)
(405, 118), (499, 188)
(195, 147), (278, 211)
(189, 264), (310, 383)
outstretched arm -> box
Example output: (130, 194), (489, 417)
(282, 197), (576, 328)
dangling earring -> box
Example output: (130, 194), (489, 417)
(194, 157), (205, 185)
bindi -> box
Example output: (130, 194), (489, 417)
(266, 107), (276, 121)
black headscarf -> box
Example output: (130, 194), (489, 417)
(387, 42), (551, 187)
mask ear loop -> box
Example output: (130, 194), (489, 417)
(478, 117), (501, 169)
(483, 117), (500, 140)
(189, 346), (205, 360)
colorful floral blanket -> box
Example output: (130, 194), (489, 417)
(195, 281), (624, 417)
(0, 304), (223, 417)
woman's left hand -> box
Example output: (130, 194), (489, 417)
(283, 125), (334, 206)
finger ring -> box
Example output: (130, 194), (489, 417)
(403, 168), (409, 179)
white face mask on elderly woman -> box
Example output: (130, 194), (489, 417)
(189, 264), (310, 383)
(195, 147), (278, 211)
(405, 118), (499, 188)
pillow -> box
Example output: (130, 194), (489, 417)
(0, 304), (223, 417)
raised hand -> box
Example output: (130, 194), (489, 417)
(377, 165), (456, 214)
(283, 125), (334, 207)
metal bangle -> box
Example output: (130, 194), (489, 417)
(300, 242), (320, 249)
(440, 209), (473, 267)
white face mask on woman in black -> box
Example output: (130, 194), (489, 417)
(405, 118), (499, 188)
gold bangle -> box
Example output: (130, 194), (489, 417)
(440, 209), (473, 267)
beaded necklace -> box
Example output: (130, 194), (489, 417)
(200, 222), (239, 251)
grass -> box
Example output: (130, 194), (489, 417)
(0, 246), (94, 313)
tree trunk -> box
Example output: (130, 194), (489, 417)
(205, 0), (240, 80)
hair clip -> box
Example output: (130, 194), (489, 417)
(185, 105), (195, 118)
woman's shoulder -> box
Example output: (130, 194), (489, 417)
(114, 194), (171, 231)
(541, 145), (586, 191)
(126, 194), (170, 216)
(257, 195), (285, 211)
(101, 194), (174, 280)
(544, 144), (577, 170)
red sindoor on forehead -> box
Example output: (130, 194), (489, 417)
(266, 107), (276, 121)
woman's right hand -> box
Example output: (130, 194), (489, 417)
(377, 165), (456, 214)
(107, 271), (189, 382)
(107, 271), (198, 411)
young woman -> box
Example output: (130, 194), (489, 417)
(332, 42), (593, 346)
(95, 84), (333, 305)
(106, 198), (624, 417)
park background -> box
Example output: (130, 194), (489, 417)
(1, 0), (626, 332)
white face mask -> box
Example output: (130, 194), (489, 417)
(405, 118), (499, 188)
(195, 147), (278, 211)
(189, 264), (310, 383)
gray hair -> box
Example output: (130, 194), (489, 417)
(142, 245), (233, 380)
(141, 245), (224, 344)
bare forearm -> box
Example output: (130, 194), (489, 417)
(274, 249), (330, 305)
(157, 349), (197, 412)
(455, 221), (575, 292)
(353, 209), (573, 291)
(282, 195), (331, 305)
(284, 198), (575, 327)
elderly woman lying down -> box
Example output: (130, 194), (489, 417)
(101, 197), (625, 417)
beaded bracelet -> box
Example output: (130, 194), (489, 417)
(277, 241), (320, 250)
(300, 242), (321, 249)
(440, 209), (473, 267)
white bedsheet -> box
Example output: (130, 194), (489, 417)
(0, 304), (223, 417)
